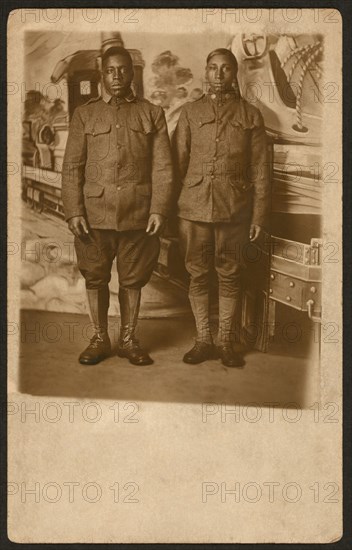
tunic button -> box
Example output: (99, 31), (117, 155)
(117, 144), (121, 149)
(211, 175), (215, 179)
(215, 138), (219, 142)
(199, 121), (203, 127)
(213, 157), (217, 161)
(242, 185), (246, 190)
(117, 186), (121, 191)
(116, 124), (121, 129)
(117, 163), (121, 169)
(211, 94), (216, 100)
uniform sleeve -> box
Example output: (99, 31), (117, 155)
(61, 107), (87, 221)
(171, 106), (191, 192)
(249, 112), (271, 229)
(149, 106), (175, 218)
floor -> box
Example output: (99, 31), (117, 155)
(18, 203), (321, 407)
(19, 307), (320, 407)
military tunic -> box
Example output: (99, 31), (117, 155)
(172, 91), (270, 228)
(62, 90), (174, 292)
(172, 91), (271, 301)
(62, 92), (174, 231)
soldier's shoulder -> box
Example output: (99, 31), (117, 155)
(239, 98), (264, 125)
(135, 97), (162, 112)
(193, 93), (207, 103)
(136, 97), (153, 106)
(71, 97), (105, 122)
(179, 95), (207, 114)
(85, 96), (102, 105)
(77, 96), (103, 112)
(134, 98), (168, 124)
(186, 94), (207, 108)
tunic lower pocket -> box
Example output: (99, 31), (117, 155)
(183, 175), (204, 188)
(83, 184), (106, 224)
(84, 122), (112, 161)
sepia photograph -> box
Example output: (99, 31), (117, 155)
(7, 7), (343, 544)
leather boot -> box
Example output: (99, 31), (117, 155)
(183, 341), (217, 364)
(117, 287), (153, 366)
(183, 294), (216, 364)
(79, 288), (111, 365)
(217, 344), (245, 368)
(217, 295), (245, 368)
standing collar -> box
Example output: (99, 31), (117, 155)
(207, 88), (239, 102)
(102, 87), (136, 104)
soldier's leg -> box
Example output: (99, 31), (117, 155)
(178, 218), (217, 363)
(115, 230), (160, 366)
(74, 230), (116, 364)
(214, 222), (249, 367)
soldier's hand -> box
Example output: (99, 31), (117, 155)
(146, 214), (166, 236)
(249, 224), (262, 242)
(68, 216), (89, 238)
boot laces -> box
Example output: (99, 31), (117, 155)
(123, 336), (140, 351)
(120, 328), (139, 349)
(194, 340), (211, 351)
(89, 334), (105, 349)
(219, 342), (233, 353)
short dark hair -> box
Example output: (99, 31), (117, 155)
(206, 48), (238, 73)
(102, 47), (133, 68)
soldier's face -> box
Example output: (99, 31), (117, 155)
(206, 54), (236, 92)
(102, 54), (134, 97)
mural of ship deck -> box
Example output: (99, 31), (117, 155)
(22, 31), (323, 350)
(230, 33), (323, 348)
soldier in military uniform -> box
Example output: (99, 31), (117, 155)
(62, 47), (173, 366)
(172, 48), (270, 367)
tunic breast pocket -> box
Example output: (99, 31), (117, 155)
(189, 114), (215, 155)
(226, 120), (249, 155)
(85, 121), (112, 161)
(129, 118), (155, 157)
